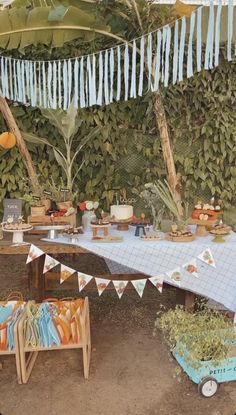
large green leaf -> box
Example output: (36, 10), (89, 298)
(0, 5), (113, 49)
(41, 101), (81, 141)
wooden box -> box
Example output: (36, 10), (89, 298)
(28, 213), (77, 228)
(17, 297), (91, 383)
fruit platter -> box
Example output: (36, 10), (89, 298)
(191, 199), (223, 221)
(210, 224), (232, 243)
(189, 199), (223, 236)
(166, 224), (194, 242)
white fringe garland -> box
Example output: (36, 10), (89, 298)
(0, 3), (234, 109)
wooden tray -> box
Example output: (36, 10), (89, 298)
(92, 235), (123, 243)
(166, 234), (195, 242)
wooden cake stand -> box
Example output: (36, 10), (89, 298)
(110, 219), (132, 231)
(188, 219), (216, 236)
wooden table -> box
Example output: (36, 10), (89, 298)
(0, 234), (195, 307)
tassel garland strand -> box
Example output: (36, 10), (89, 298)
(0, 3), (234, 109)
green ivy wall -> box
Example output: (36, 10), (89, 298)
(0, 53), (236, 221)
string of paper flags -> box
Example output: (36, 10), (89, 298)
(26, 244), (216, 298)
(0, 1), (234, 109)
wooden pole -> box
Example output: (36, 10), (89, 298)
(0, 97), (43, 197)
(153, 91), (183, 217)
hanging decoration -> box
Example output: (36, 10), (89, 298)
(60, 264), (76, 284)
(26, 244), (44, 264)
(183, 259), (199, 278)
(78, 272), (93, 292)
(27, 244), (217, 297)
(113, 280), (129, 299)
(95, 277), (110, 296)
(131, 279), (147, 298)
(198, 248), (216, 268)
(166, 267), (182, 287)
(43, 255), (60, 274)
(0, 3), (234, 110)
(149, 276), (164, 293)
(0, 132), (16, 149)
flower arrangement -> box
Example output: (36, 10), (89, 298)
(79, 201), (99, 212)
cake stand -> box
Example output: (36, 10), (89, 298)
(210, 230), (231, 243)
(34, 225), (70, 240)
(188, 218), (216, 236)
(3, 227), (33, 244)
(110, 219), (133, 231)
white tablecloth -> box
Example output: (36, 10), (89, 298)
(45, 228), (236, 312)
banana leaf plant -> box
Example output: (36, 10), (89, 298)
(23, 100), (101, 195)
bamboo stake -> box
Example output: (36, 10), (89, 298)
(152, 92), (183, 217)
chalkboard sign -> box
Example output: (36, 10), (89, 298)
(3, 199), (22, 223)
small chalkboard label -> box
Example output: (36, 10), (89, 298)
(43, 190), (52, 196)
(32, 195), (40, 201)
(3, 199), (22, 223)
(60, 188), (70, 193)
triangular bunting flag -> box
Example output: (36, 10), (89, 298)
(198, 248), (216, 268)
(149, 276), (164, 293)
(60, 264), (76, 284)
(166, 267), (182, 287)
(183, 259), (199, 278)
(26, 244), (44, 264)
(95, 278), (110, 296)
(113, 280), (128, 299)
(131, 279), (147, 298)
(78, 272), (93, 292)
(43, 255), (60, 274)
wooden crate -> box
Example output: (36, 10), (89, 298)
(28, 213), (77, 228)
(17, 297), (91, 383)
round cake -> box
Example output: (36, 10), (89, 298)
(110, 205), (133, 221)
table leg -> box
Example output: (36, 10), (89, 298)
(28, 256), (45, 301)
(176, 288), (195, 311)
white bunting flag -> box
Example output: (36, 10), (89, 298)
(26, 244), (44, 264)
(198, 248), (216, 268)
(183, 259), (199, 278)
(95, 278), (110, 296)
(131, 279), (147, 298)
(166, 267), (182, 287)
(78, 272), (93, 292)
(60, 264), (76, 284)
(149, 276), (164, 293)
(43, 255), (60, 274)
(113, 280), (128, 299)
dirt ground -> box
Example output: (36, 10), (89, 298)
(0, 255), (236, 415)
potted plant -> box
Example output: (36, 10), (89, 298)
(141, 180), (190, 232)
(155, 304), (236, 397)
(23, 100), (101, 205)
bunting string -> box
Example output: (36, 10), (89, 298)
(0, 3), (234, 110)
(26, 244), (216, 299)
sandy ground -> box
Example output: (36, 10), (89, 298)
(0, 255), (236, 415)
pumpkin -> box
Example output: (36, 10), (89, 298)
(0, 132), (16, 149)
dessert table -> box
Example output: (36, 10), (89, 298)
(46, 228), (236, 312)
(2, 229), (236, 312)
